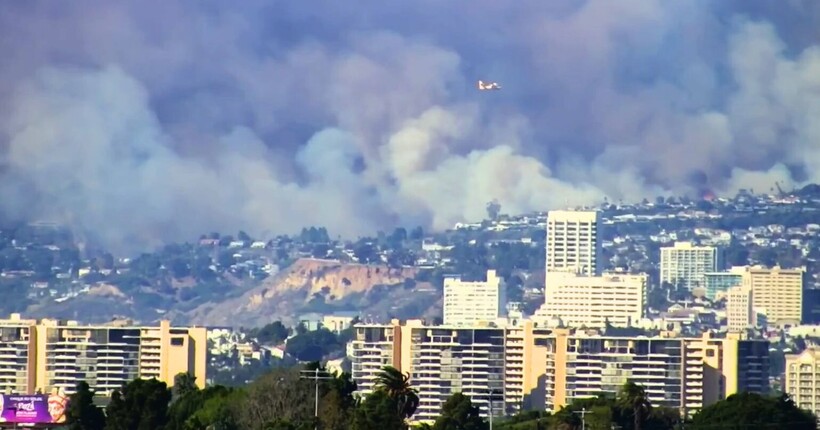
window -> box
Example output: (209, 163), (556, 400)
(170, 337), (185, 346)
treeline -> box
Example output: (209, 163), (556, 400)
(64, 365), (817, 430)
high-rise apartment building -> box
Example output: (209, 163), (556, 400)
(660, 242), (723, 290)
(545, 210), (601, 291)
(350, 320), (511, 422)
(535, 272), (646, 328)
(740, 265), (804, 326)
(726, 285), (754, 332)
(0, 315), (206, 395)
(443, 270), (505, 326)
(544, 330), (767, 416)
(785, 347), (820, 418)
(0, 314), (37, 394)
(349, 321), (769, 422)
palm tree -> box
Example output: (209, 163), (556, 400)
(374, 365), (420, 421)
(618, 382), (652, 430)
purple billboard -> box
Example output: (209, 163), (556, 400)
(0, 393), (68, 425)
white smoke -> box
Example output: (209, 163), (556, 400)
(1, 1), (820, 253)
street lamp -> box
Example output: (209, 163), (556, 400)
(299, 368), (334, 430)
(487, 387), (502, 430)
(573, 407), (593, 430)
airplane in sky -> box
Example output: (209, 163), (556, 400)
(477, 80), (501, 91)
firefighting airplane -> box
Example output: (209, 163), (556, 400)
(477, 80), (501, 91)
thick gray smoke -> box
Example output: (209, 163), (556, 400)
(1, 0), (819, 253)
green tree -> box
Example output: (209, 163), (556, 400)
(618, 382), (652, 430)
(172, 373), (198, 401)
(185, 386), (243, 430)
(352, 390), (406, 430)
(374, 366), (420, 422)
(105, 378), (172, 430)
(432, 393), (487, 430)
(66, 381), (106, 430)
(254, 321), (290, 345)
(239, 368), (313, 430)
(689, 392), (816, 430)
(167, 374), (208, 430)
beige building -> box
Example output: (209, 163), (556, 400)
(0, 315), (206, 395)
(785, 347), (820, 417)
(544, 330), (767, 416)
(349, 320), (768, 422)
(660, 242), (723, 290)
(545, 210), (601, 282)
(726, 285), (754, 331)
(535, 272), (646, 328)
(740, 265), (804, 326)
(0, 314), (38, 394)
(443, 270), (505, 326)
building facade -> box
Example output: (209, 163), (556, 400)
(0, 315), (206, 395)
(785, 347), (820, 418)
(703, 271), (743, 300)
(741, 265), (804, 326)
(726, 285), (754, 332)
(443, 270), (505, 326)
(349, 320), (769, 423)
(545, 210), (601, 279)
(660, 242), (723, 291)
(535, 272), (646, 328)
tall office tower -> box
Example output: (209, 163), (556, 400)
(545, 210), (601, 291)
(740, 265), (804, 326)
(726, 285), (759, 332)
(23, 318), (208, 395)
(660, 242), (724, 290)
(785, 347), (820, 418)
(443, 270), (505, 325)
(534, 272), (646, 328)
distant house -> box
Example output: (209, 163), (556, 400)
(298, 313), (323, 331)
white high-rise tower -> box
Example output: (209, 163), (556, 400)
(545, 210), (602, 278)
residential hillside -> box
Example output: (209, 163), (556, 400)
(181, 258), (437, 327)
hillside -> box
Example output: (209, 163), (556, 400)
(180, 258), (440, 327)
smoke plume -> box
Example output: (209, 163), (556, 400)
(1, 0), (819, 253)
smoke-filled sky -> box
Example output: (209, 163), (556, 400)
(2, 0), (820, 253)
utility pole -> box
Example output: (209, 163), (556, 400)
(573, 407), (593, 430)
(300, 368), (334, 430)
(488, 388), (494, 430)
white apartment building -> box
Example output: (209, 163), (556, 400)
(535, 272), (646, 328)
(443, 270), (505, 326)
(349, 323), (399, 396)
(660, 242), (723, 290)
(785, 347), (820, 418)
(726, 285), (754, 332)
(545, 210), (601, 291)
(740, 265), (804, 326)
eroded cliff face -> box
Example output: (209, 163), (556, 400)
(247, 258), (417, 306)
(186, 258), (422, 327)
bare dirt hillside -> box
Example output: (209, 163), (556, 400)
(183, 258), (435, 327)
